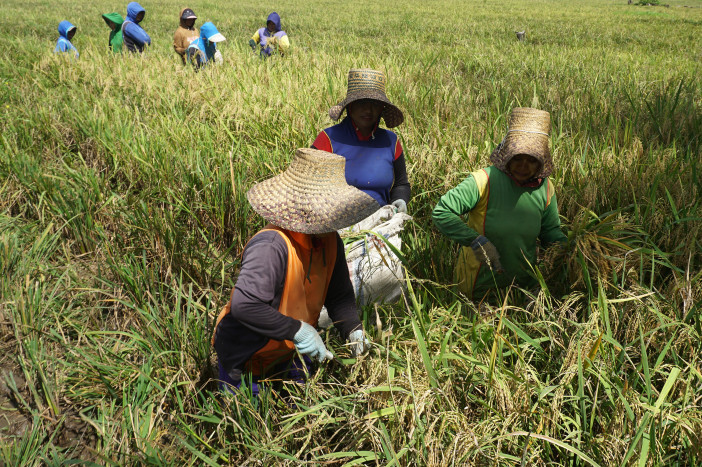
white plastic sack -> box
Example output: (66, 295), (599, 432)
(319, 206), (411, 329)
(341, 205), (412, 305)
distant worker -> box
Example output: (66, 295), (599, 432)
(249, 12), (289, 57)
(122, 2), (151, 53)
(54, 21), (78, 58)
(102, 13), (124, 53)
(432, 108), (567, 300)
(173, 8), (199, 64)
(187, 22), (226, 70)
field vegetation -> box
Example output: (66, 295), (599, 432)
(1, 0), (701, 464)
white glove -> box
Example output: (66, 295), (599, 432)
(347, 329), (370, 357)
(293, 321), (333, 362)
(214, 50), (223, 65)
(391, 199), (407, 213)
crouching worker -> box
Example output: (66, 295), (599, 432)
(55, 21), (79, 58)
(173, 8), (198, 64)
(187, 22), (225, 70)
(249, 12), (289, 57)
(213, 148), (377, 395)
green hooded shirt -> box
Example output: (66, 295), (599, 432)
(102, 13), (124, 53)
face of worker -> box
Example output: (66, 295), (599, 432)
(507, 154), (541, 182)
(184, 18), (195, 28)
(136, 11), (145, 22)
(266, 20), (276, 33)
(347, 99), (384, 135)
(67, 28), (77, 40)
(107, 20), (117, 31)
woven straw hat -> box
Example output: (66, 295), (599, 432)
(329, 69), (404, 128)
(247, 148), (380, 234)
(490, 107), (554, 179)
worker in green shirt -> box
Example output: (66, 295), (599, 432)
(432, 107), (567, 300)
(102, 13), (124, 53)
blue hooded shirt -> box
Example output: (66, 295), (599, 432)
(267, 12), (282, 32)
(188, 22), (225, 70)
(122, 2), (151, 53)
(55, 20), (78, 57)
(256, 12), (287, 57)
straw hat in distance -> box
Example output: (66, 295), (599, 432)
(247, 148), (380, 234)
(329, 69), (404, 128)
(490, 107), (554, 179)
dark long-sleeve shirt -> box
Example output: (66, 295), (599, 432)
(214, 231), (361, 375)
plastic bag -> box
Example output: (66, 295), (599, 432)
(341, 205), (411, 305)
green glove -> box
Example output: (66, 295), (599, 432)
(248, 39), (257, 51)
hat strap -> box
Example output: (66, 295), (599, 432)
(507, 129), (549, 136)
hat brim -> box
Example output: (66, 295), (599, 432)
(207, 33), (226, 42)
(329, 94), (404, 128)
(490, 135), (553, 179)
(246, 150), (380, 234)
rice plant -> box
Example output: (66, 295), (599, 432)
(1, 0), (700, 464)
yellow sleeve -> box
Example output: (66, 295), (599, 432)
(251, 30), (260, 43)
(279, 34), (290, 52)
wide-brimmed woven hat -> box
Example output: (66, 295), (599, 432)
(247, 148), (380, 234)
(490, 107), (553, 179)
(329, 69), (404, 128)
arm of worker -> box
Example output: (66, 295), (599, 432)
(249, 30), (260, 50)
(539, 191), (568, 247)
(173, 32), (187, 55)
(324, 234), (362, 340)
(123, 22), (151, 47)
(227, 231), (302, 340)
(311, 131), (332, 152)
(389, 152), (411, 205)
(278, 34), (290, 55)
(431, 175), (482, 247)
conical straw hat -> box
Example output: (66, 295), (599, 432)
(490, 107), (554, 179)
(247, 148), (380, 234)
(329, 68), (404, 128)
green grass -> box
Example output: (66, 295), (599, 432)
(1, 0), (701, 464)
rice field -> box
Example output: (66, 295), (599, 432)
(1, 0), (701, 464)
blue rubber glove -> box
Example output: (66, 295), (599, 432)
(347, 329), (370, 357)
(391, 199), (407, 214)
(293, 321), (332, 362)
(470, 235), (504, 272)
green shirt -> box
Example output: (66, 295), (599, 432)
(102, 13), (124, 53)
(432, 166), (566, 297)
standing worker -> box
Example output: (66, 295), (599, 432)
(249, 12), (289, 57)
(213, 149), (376, 395)
(432, 108), (567, 300)
(102, 13), (124, 53)
(173, 8), (198, 64)
(122, 2), (151, 53)
(54, 21), (79, 58)
(312, 68), (411, 213)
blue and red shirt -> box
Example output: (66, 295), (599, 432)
(313, 116), (404, 206)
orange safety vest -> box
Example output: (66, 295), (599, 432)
(213, 225), (338, 375)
